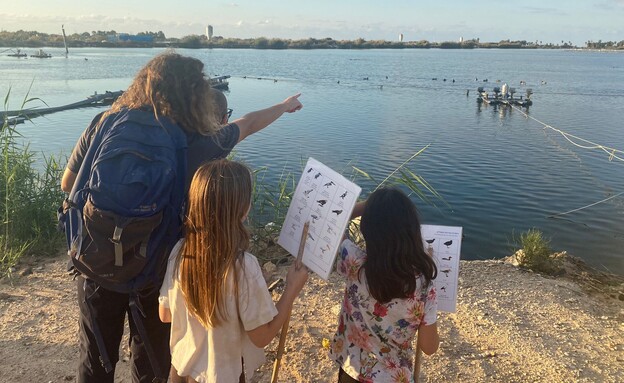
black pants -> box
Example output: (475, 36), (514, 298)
(338, 367), (360, 383)
(76, 276), (171, 383)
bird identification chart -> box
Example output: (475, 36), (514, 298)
(278, 157), (361, 280)
(421, 225), (463, 313)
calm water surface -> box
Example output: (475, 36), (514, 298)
(1, 48), (622, 273)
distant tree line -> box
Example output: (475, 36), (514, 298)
(1, 30), (623, 50)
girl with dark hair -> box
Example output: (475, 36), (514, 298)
(329, 187), (439, 383)
(159, 160), (308, 382)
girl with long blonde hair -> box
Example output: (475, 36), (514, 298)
(159, 159), (309, 383)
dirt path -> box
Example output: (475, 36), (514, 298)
(1, 254), (622, 382)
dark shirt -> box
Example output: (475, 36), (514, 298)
(67, 112), (240, 191)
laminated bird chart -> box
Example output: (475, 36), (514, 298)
(421, 225), (463, 313)
(278, 158), (361, 280)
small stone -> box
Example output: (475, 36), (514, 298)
(20, 267), (33, 276)
(263, 262), (277, 274)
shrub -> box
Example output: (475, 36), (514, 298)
(515, 229), (562, 274)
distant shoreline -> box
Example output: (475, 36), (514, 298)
(1, 33), (622, 51)
(3, 43), (624, 52)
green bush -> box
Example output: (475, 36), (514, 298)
(1, 90), (65, 277)
(515, 229), (562, 274)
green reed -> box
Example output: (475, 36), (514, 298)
(0, 87), (65, 277)
(240, 146), (445, 261)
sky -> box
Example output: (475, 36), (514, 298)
(0, 0), (622, 45)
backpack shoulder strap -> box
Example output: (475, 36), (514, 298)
(69, 111), (119, 203)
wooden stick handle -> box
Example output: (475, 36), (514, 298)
(414, 332), (423, 382)
(271, 221), (309, 383)
(271, 315), (291, 383)
(295, 222), (309, 270)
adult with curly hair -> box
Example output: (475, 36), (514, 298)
(61, 52), (302, 383)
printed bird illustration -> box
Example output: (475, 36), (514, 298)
(340, 191), (348, 199)
(324, 181), (335, 188)
(440, 286), (447, 292)
(425, 238), (435, 244)
(442, 256), (452, 261)
(440, 269), (451, 276)
(327, 226), (335, 235)
(307, 168), (314, 173)
(331, 209), (343, 216)
(304, 189), (314, 196)
(317, 200), (327, 207)
(321, 244), (330, 254)
(311, 214), (319, 223)
(308, 233), (315, 241)
(444, 240), (453, 248)
(314, 172), (322, 179)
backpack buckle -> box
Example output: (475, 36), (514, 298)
(111, 226), (124, 266)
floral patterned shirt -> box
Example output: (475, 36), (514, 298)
(329, 239), (437, 383)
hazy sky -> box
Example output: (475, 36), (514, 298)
(1, 0), (622, 45)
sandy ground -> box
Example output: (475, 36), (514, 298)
(0, 252), (622, 383)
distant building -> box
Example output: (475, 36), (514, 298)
(206, 25), (214, 41)
(399, 33), (404, 42)
(459, 36), (464, 43)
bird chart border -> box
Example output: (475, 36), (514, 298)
(421, 224), (463, 313)
(278, 157), (361, 280)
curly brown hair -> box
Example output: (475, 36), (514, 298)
(102, 51), (219, 135)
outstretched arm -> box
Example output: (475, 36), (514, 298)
(234, 93), (303, 143)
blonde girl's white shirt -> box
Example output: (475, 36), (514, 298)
(159, 239), (278, 383)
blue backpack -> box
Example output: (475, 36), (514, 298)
(58, 108), (187, 381)
(61, 108), (187, 291)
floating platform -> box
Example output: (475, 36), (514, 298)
(476, 85), (533, 107)
(7, 49), (27, 58)
(30, 49), (52, 58)
(210, 75), (230, 90)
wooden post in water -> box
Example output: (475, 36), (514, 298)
(61, 25), (69, 58)
(271, 222), (309, 383)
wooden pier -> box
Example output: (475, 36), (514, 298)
(1, 91), (123, 125)
(2, 74), (231, 126)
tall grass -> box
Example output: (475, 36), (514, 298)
(0, 88), (65, 277)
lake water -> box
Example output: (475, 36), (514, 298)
(1, 47), (623, 273)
